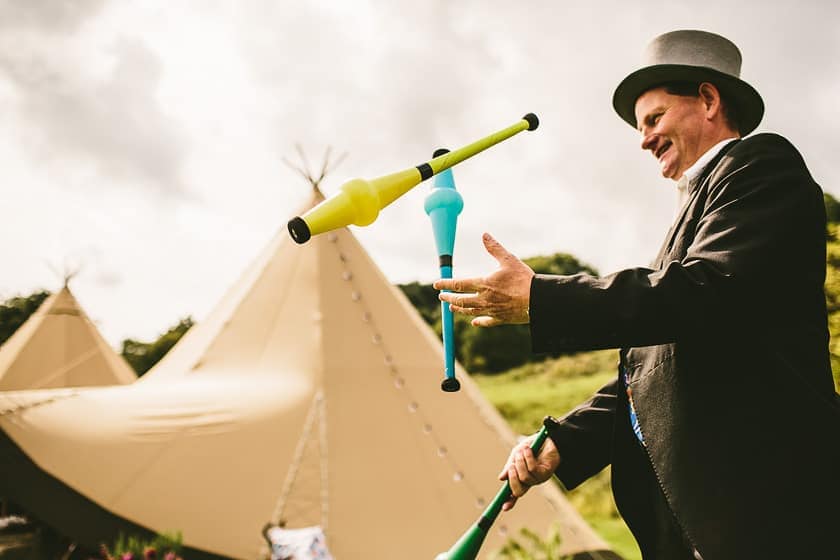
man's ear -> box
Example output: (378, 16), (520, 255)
(698, 82), (722, 117)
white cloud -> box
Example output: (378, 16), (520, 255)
(0, 0), (837, 346)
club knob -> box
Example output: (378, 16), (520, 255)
(288, 217), (311, 244)
(523, 113), (539, 131)
(441, 377), (461, 392)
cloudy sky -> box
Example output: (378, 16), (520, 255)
(1, 0), (837, 347)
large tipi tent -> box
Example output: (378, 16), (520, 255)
(0, 190), (619, 560)
(0, 284), (136, 391)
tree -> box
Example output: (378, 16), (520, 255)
(824, 192), (840, 225)
(824, 193), (840, 391)
(522, 253), (598, 277)
(398, 281), (441, 329)
(0, 290), (51, 347)
(121, 317), (194, 376)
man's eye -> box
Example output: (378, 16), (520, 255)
(653, 113), (663, 124)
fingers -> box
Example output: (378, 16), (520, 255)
(482, 232), (515, 265)
(472, 316), (503, 328)
(498, 436), (561, 513)
(510, 448), (540, 496)
(434, 233), (529, 327)
(501, 495), (518, 512)
(440, 302), (505, 327)
(433, 277), (483, 292)
(498, 437), (543, 512)
(518, 446), (538, 476)
(439, 295), (485, 318)
(507, 461), (531, 499)
(439, 294), (505, 328)
(438, 291), (477, 306)
(501, 439), (539, 499)
(448, 305), (484, 317)
(498, 443), (520, 480)
(434, 233), (515, 292)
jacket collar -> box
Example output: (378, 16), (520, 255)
(654, 138), (741, 267)
(683, 137), (739, 187)
(686, 138), (741, 196)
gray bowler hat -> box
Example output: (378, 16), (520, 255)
(613, 30), (764, 135)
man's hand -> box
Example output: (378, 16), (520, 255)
(498, 432), (560, 511)
(433, 233), (535, 327)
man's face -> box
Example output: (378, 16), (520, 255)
(635, 87), (708, 181)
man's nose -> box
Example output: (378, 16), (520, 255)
(640, 133), (657, 152)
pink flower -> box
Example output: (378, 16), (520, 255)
(121, 554), (135, 560)
(163, 553), (176, 560)
(144, 548), (157, 560)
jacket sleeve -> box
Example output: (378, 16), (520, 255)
(530, 134), (825, 353)
(546, 377), (618, 489)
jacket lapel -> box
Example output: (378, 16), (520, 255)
(652, 139), (741, 267)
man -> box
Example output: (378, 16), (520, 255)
(435, 30), (840, 559)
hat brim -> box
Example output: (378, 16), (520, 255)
(613, 64), (764, 135)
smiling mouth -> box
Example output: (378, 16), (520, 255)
(655, 142), (672, 160)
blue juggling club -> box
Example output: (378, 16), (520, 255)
(425, 148), (464, 392)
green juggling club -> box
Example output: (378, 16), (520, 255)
(435, 420), (551, 560)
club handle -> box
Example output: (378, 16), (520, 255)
(424, 113), (539, 179)
(288, 113), (538, 243)
(482, 424), (550, 525)
(433, 422), (552, 559)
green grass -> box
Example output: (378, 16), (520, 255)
(588, 513), (642, 560)
(474, 350), (618, 434)
(473, 350), (642, 560)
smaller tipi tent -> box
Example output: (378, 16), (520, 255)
(0, 284), (136, 391)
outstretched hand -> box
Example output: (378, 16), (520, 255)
(498, 432), (560, 511)
(433, 233), (535, 327)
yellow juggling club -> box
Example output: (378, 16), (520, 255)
(287, 113), (539, 243)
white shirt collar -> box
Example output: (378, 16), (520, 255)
(675, 137), (738, 215)
(681, 137), (738, 185)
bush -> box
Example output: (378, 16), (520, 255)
(121, 318), (193, 376)
(0, 290), (50, 346)
(95, 531), (183, 560)
(490, 524), (570, 560)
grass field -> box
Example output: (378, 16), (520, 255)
(473, 350), (642, 560)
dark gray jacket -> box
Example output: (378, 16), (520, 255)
(530, 134), (840, 559)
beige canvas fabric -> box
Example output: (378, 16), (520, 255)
(0, 192), (612, 559)
(0, 286), (136, 390)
